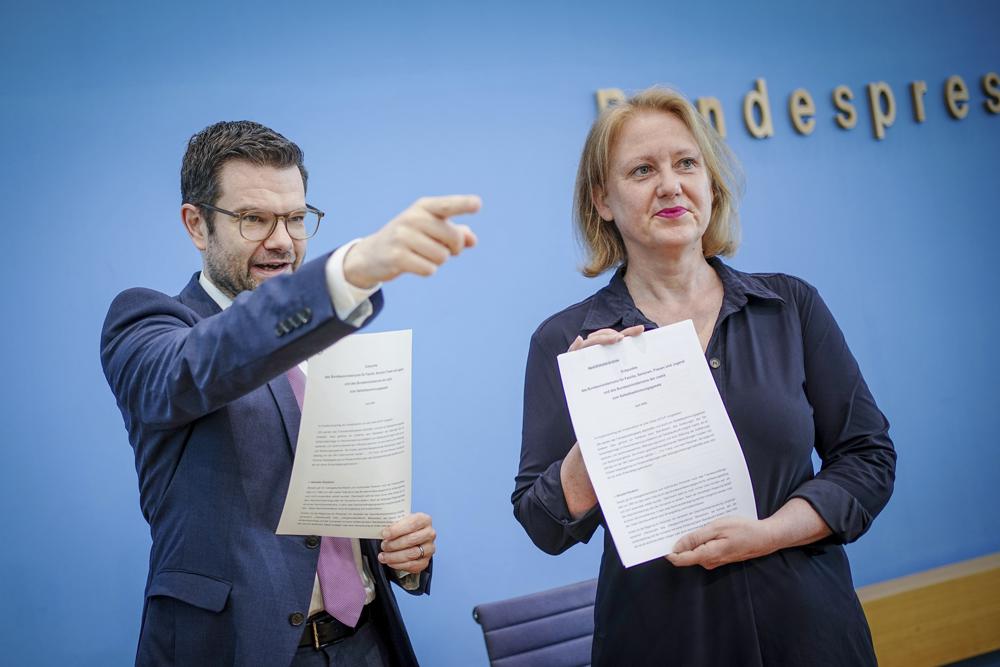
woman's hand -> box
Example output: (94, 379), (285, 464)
(567, 325), (645, 352)
(667, 498), (832, 570)
(666, 517), (777, 570)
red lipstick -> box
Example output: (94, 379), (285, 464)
(655, 207), (687, 219)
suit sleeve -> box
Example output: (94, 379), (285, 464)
(789, 282), (896, 543)
(101, 253), (383, 430)
(389, 561), (431, 596)
(512, 328), (602, 555)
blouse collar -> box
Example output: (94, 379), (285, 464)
(579, 256), (786, 333)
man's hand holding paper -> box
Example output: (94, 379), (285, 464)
(377, 512), (437, 574)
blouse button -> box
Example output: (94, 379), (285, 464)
(709, 358), (721, 369)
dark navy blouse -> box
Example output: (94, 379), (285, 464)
(513, 258), (896, 666)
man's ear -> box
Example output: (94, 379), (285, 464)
(592, 185), (614, 222)
(181, 203), (209, 251)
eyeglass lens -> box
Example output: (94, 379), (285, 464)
(240, 210), (320, 241)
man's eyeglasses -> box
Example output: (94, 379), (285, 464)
(195, 203), (324, 241)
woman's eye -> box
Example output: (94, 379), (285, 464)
(632, 165), (652, 177)
(679, 158), (697, 170)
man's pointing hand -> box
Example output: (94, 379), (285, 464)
(344, 195), (481, 289)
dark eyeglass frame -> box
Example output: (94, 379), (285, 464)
(194, 202), (325, 241)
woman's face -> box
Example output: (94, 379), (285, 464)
(595, 110), (714, 262)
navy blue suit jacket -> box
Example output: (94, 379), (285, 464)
(101, 254), (429, 666)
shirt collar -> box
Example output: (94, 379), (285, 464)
(198, 271), (233, 311)
(580, 256), (785, 333)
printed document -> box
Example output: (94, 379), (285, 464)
(277, 330), (411, 539)
(557, 320), (756, 567)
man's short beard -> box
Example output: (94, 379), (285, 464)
(203, 241), (258, 299)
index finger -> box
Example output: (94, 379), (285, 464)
(666, 544), (709, 567)
(621, 324), (645, 338)
(381, 512), (431, 539)
(570, 328), (630, 352)
(418, 194), (482, 219)
(671, 523), (718, 554)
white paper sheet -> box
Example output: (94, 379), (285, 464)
(557, 320), (756, 568)
(277, 330), (411, 539)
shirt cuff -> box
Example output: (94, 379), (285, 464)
(538, 458), (602, 544)
(790, 477), (873, 544)
(393, 569), (421, 591)
(326, 239), (381, 326)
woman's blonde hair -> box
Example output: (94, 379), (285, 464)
(574, 86), (744, 277)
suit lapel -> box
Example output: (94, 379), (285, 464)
(176, 272), (223, 318)
(178, 271), (301, 457)
(268, 375), (301, 456)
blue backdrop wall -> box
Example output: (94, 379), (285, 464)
(2, 1), (998, 664)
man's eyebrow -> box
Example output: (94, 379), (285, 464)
(231, 206), (308, 214)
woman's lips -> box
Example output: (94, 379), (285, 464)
(655, 207), (688, 219)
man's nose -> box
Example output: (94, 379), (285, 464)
(263, 216), (295, 250)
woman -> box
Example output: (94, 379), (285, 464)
(512, 87), (896, 666)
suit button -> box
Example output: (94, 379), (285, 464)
(305, 535), (320, 549)
(709, 358), (721, 369)
(289, 612), (305, 626)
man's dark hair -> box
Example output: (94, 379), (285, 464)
(181, 120), (308, 233)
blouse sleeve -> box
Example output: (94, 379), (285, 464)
(789, 281), (897, 543)
(511, 328), (603, 555)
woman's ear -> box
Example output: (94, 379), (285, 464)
(592, 185), (614, 222)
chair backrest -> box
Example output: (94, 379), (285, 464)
(472, 578), (598, 667)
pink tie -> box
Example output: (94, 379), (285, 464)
(286, 366), (366, 627)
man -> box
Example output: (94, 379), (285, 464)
(101, 120), (480, 666)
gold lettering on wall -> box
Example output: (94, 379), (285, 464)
(788, 88), (816, 135)
(743, 78), (775, 139)
(593, 68), (997, 140)
(696, 97), (727, 138)
(984, 72), (1000, 114)
(946, 75), (970, 119)
(833, 85), (858, 129)
(867, 82), (896, 140)
(595, 88), (626, 113)
(910, 81), (928, 122)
